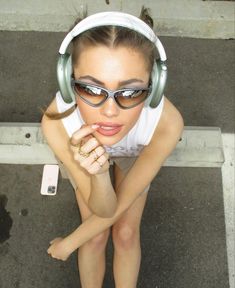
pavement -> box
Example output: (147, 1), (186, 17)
(0, 31), (234, 288)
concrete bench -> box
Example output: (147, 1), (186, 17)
(0, 122), (224, 168)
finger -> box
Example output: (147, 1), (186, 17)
(70, 124), (99, 146)
(94, 146), (106, 157)
(87, 162), (101, 174)
(79, 147), (106, 167)
(49, 238), (57, 245)
(97, 154), (108, 166)
(81, 137), (100, 154)
(85, 146), (106, 162)
(95, 153), (109, 169)
(87, 153), (110, 174)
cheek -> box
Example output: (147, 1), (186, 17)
(76, 99), (96, 123)
(122, 104), (144, 127)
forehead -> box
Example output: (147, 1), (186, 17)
(74, 45), (150, 84)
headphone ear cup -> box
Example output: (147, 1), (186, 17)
(57, 53), (75, 103)
(145, 60), (167, 108)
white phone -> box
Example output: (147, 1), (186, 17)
(40, 164), (59, 196)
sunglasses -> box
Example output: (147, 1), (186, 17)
(71, 79), (152, 109)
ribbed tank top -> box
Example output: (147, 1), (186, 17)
(56, 92), (164, 157)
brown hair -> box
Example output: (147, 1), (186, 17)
(45, 7), (156, 120)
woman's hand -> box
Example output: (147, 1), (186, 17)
(70, 124), (110, 175)
(47, 237), (72, 261)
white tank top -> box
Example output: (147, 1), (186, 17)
(56, 91), (164, 157)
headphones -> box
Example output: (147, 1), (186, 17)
(57, 11), (167, 108)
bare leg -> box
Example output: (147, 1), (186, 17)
(75, 188), (110, 288)
(112, 164), (148, 288)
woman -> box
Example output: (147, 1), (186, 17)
(41, 7), (184, 288)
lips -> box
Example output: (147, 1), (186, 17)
(95, 122), (123, 136)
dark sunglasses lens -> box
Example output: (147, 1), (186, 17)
(116, 89), (149, 108)
(74, 83), (107, 105)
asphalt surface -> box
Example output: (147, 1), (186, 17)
(0, 32), (234, 132)
(0, 31), (234, 288)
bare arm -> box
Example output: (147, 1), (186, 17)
(89, 171), (117, 217)
(41, 99), (117, 218)
(55, 98), (184, 258)
(69, 125), (117, 217)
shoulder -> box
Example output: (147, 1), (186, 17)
(160, 96), (184, 132)
(41, 98), (71, 162)
(148, 96), (184, 148)
(126, 96), (184, 186)
(41, 99), (92, 198)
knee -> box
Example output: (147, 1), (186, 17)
(85, 229), (110, 251)
(112, 224), (140, 250)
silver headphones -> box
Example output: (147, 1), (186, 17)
(57, 11), (167, 108)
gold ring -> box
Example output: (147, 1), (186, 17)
(75, 142), (90, 158)
(92, 150), (99, 161)
(96, 160), (103, 167)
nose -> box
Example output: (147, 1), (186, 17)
(100, 98), (120, 118)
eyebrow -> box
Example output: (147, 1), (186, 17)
(78, 75), (144, 86)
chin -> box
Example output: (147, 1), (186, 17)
(94, 133), (123, 147)
(97, 137), (121, 147)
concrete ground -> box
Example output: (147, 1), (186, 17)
(0, 31), (234, 288)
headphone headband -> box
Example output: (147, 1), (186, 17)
(59, 11), (167, 62)
(57, 11), (167, 107)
